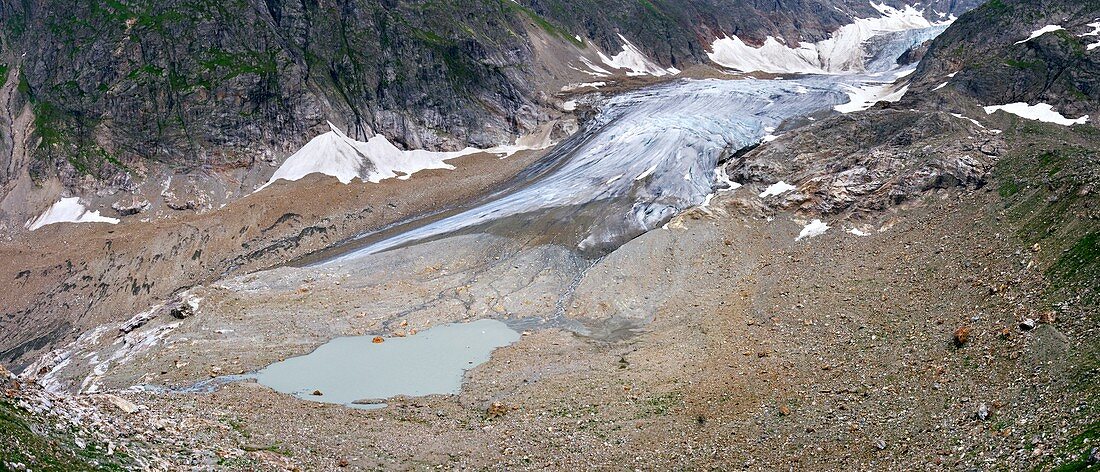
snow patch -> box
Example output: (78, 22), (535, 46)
(579, 57), (612, 77)
(796, 219), (830, 241)
(834, 82), (908, 113)
(1015, 25), (1063, 44)
(561, 81), (606, 92)
(26, 197), (120, 231)
(714, 166), (741, 192)
(848, 227), (870, 236)
(262, 122), (553, 191)
(597, 34), (679, 77)
(261, 122), (478, 189)
(1081, 21), (1100, 37)
(635, 163), (659, 181)
(982, 102), (1089, 126)
(949, 113), (986, 128)
(1081, 21), (1100, 50)
(760, 181), (796, 198)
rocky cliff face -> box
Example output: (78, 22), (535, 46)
(0, 0), (546, 227)
(905, 0), (1100, 118)
(730, 0), (1099, 219)
(0, 0), (981, 230)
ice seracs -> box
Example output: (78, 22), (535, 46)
(982, 103), (1089, 126)
(26, 197), (120, 230)
(707, 3), (949, 74)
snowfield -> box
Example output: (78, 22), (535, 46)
(834, 82), (908, 113)
(261, 122), (554, 191)
(1015, 25), (1063, 44)
(261, 122), (477, 190)
(982, 103), (1089, 126)
(26, 197), (120, 231)
(594, 34), (679, 77)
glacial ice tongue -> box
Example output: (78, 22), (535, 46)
(315, 14), (957, 264)
(324, 78), (853, 263)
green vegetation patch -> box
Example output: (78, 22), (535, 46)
(1005, 58), (1045, 70)
(1048, 419), (1100, 472)
(0, 399), (129, 471)
(501, 0), (584, 47)
(994, 142), (1100, 306)
(1047, 233), (1100, 294)
(637, 391), (683, 418)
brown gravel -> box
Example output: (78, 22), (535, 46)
(105, 184), (1097, 471)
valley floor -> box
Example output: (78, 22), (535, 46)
(73, 184), (1095, 470)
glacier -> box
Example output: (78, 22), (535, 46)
(707, 3), (951, 74)
(304, 9), (955, 264)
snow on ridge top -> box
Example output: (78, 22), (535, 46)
(707, 2), (948, 74)
(261, 122), (554, 191)
(26, 197), (120, 231)
(983, 102), (1089, 126)
(1015, 24), (1064, 44)
(596, 34), (679, 77)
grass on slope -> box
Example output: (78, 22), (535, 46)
(0, 399), (128, 471)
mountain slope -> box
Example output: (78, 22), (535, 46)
(0, 0), (982, 231)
